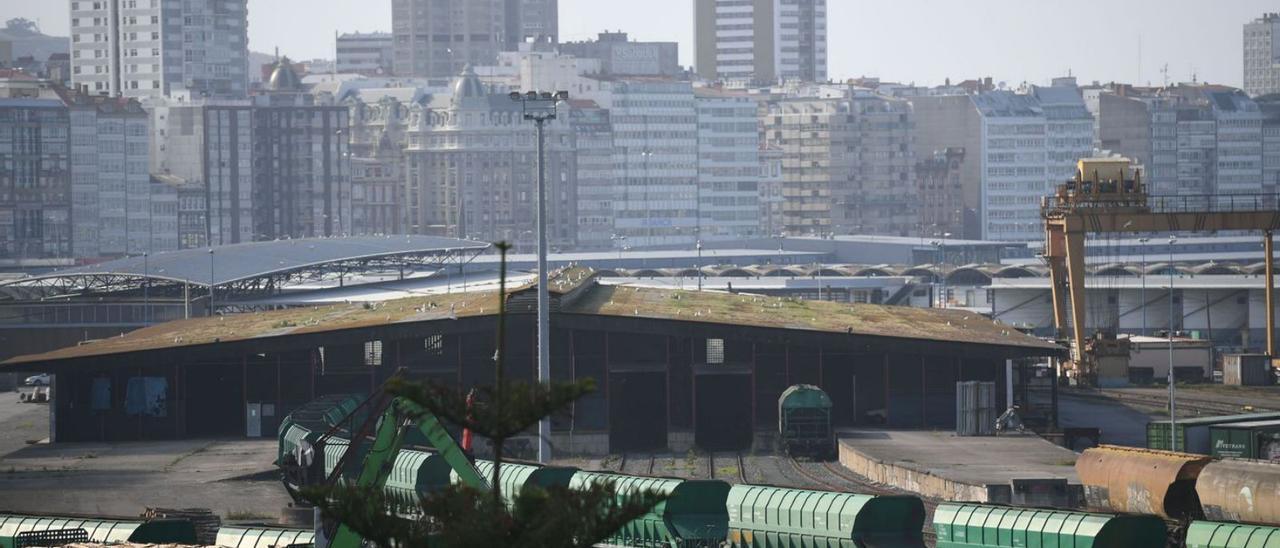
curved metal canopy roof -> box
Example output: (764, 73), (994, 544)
(1, 235), (489, 295)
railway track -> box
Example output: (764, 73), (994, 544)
(1068, 389), (1275, 416)
(707, 452), (749, 483)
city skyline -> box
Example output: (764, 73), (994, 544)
(3, 0), (1274, 88)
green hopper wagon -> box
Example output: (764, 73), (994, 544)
(215, 525), (315, 548)
(1186, 521), (1280, 548)
(451, 459), (579, 508)
(726, 484), (925, 547)
(0, 514), (196, 548)
(932, 504), (1166, 548)
(570, 471), (730, 547)
(778, 384), (834, 459)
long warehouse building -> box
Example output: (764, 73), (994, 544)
(3, 268), (1059, 453)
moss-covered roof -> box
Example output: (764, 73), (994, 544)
(4, 270), (1056, 366)
(566, 284), (1055, 350)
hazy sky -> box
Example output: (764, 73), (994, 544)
(3, 0), (1271, 88)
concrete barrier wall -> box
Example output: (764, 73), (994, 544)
(838, 438), (1008, 503)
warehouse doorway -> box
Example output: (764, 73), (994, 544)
(695, 372), (752, 451)
(609, 370), (667, 452)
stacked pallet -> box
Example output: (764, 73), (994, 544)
(143, 508), (221, 545)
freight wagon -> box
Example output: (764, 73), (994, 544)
(777, 384), (834, 458)
(215, 525), (314, 548)
(932, 504), (1167, 548)
(0, 513), (197, 548)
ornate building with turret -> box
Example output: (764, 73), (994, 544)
(403, 65), (578, 251)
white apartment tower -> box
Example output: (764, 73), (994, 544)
(1244, 13), (1280, 97)
(694, 0), (827, 84)
(694, 88), (761, 241)
(70, 0), (249, 100)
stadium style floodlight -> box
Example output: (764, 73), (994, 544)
(510, 89), (568, 464)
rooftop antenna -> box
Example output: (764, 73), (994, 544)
(1160, 63), (1169, 87)
(1137, 34), (1142, 85)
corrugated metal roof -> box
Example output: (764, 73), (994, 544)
(2, 235), (488, 288)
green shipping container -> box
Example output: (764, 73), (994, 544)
(1186, 521), (1280, 548)
(1146, 412), (1280, 453)
(932, 504), (1167, 548)
(1209, 419), (1280, 460)
(726, 484), (925, 547)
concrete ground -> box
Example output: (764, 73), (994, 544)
(838, 429), (1080, 485)
(0, 392), (292, 521)
(1058, 393), (1155, 448)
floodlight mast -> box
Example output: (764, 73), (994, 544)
(510, 90), (568, 464)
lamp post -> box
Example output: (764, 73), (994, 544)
(1167, 235), (1178, 450)
(511, 89), (568, 465)
(1138, 237), (1149, 335)
(143, 252), (149, 325)
(208, 248), (215, 317)
(696, 239), (703, 291)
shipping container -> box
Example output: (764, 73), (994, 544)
(955, 381), (996, 436)
(1222, 354), (1273, 386)
(1146, 412), (1280, 453)
(1208, 419), (1280, 460)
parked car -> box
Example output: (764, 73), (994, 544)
(24, 373), (49, 386)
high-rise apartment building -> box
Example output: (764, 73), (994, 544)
(150, 60), (350, 245)
(558, 32), (680, 77)
(336, 32), (394, 76)
(67, 94), (154, 257)
(1244, 13), (1280, 97)
(694, 0), (827, 84)
(0, 92), (71, 259)
(0, 79), (175, 260)
(568, 100), (616, 250)
(69, 0), (249, 100)
(912, 80), (1091, 242)
(585, 77), (700, 247)
(694, 88), (761, 240)
(391, 0), (505, 81)
(1096, 84), (1266, 197)
(761, 89), (915, 236)
(505, 0), (558, 49)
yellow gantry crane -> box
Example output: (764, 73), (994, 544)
(1042, 158), (1280, 382)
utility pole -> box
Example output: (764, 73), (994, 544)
(511, 90), (568, 464)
